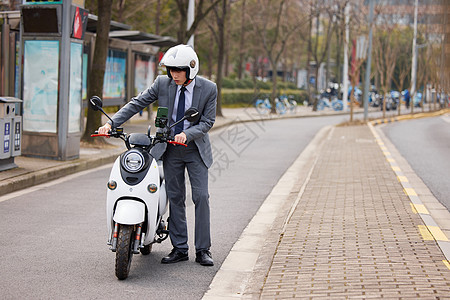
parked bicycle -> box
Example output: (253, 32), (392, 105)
(279, 95), (298, 114)
(274, 98), (286, 115)
(316, 93), (343, 111)
(369, 91), (382, 107)
(255, 96), (272, 115)
(380, 91), (399, 111)
(255, 95), (297, 115)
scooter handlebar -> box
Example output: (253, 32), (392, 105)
(168, 141), (187, 147)
(91, 133), (111, 137)
(91, 130), (111, 138)
(91, 129), (186, 146)
(91, 128), (124, 138)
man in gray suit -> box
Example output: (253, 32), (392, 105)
(98, 44), (217, 266)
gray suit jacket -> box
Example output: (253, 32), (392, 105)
(109, 75), (217, 168)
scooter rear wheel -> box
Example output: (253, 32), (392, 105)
(115, 224), (135, 280)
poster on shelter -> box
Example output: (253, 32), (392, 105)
(69, 42), (82, 133)
(23, 40), (59, 133)
(134, 54), (155, 95)
(103, 49), (126, 99)
(82, 53), (88, 100)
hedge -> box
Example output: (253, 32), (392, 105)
(223, 77), (299, 89)
(221, 88), (308, 106)
(219, 77), (305, 106)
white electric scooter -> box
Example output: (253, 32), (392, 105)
(90, 96), (199, 280)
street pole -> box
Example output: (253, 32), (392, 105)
(410, 0), (418, 113)
(363, 0), (374, 122)
(342, 3), (350, 111)
(187, 0), (195, 47)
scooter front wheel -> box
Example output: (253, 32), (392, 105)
(140, 244), (152, 255)
(115, 224), (135, 280)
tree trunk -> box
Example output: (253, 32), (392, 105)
(178, 4), (188, 43)
(306, 4), (313, 109)
(215, 0), (227, 117)
(326, 32), (331, 86)
(270, 58), (278, 114)
(207, 35), (214, 79)
(116, 0), (125, 23)
(224, 0), (231, 78)
(313, 66), (320, 111)
(336, 11), (343, 95)
(155, 0), (161, 35)
(82, 0), (113, 142)
(237, 0), (246, 79)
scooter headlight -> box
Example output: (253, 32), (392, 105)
(122, 150), (145, 173)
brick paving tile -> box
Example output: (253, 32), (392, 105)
(260, 125), (450, 299)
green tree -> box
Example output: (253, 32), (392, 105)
(82, 0), (113, 142)
(247, 0), (303, 113)
(206, 0), (228, 117)
(174, 0), (222, 43)
(392, 27), (413, 114)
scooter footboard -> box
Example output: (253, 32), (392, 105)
(113, 200), (145, 225)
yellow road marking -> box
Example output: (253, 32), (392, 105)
(404, 188), (417, 196)
(428, 226), (449, 241)
(412, 204), (429, 215)
(418, 225), (434, 240)
(397, 175), (408, 182)
(443, 260), (450, 270)
(383, 151), (391, 156)
(391, 166), (401, 172)
(387, 158), (395, 163)
(410, 203), (418, 214)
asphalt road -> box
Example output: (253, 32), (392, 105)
(381, 113), (450, 210)
(0, 114), (349, 300)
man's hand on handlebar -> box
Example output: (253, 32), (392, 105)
(174, 132), (187, 144)
(98, 123), (112, 135)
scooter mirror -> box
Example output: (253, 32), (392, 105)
(90, 96), (103, 111)
(184, 107), (200, 123)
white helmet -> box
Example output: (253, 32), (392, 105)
(159, 44), (199, 80)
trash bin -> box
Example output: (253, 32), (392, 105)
(0, 97), (22, 171)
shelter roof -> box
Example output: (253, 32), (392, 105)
(87, 14), (177, 48)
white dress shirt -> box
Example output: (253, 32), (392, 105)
(172, 79), (195, 132)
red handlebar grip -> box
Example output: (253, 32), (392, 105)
(168, 141), (187, 147)
(91, 134), (110, 137)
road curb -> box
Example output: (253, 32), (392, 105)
(0, 151), (121, 196)
(370, 108), (449, 126)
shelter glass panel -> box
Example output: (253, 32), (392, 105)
(69, 42), (82, 133)
(23, 40), (59, 133)
(103, 49), (126, 100)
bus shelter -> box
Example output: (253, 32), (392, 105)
(0, 1), (176, 160)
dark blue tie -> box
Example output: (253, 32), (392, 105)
(174, 86), (186, 135)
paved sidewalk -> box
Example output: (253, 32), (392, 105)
(261, 125), (450, 298)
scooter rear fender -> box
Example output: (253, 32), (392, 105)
(113, 200), (145, 225)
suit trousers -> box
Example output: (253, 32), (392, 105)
(163, 142), (211, 253)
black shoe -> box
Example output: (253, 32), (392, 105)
(195, 250), (214, 266)
(161, 248), (188, 264)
